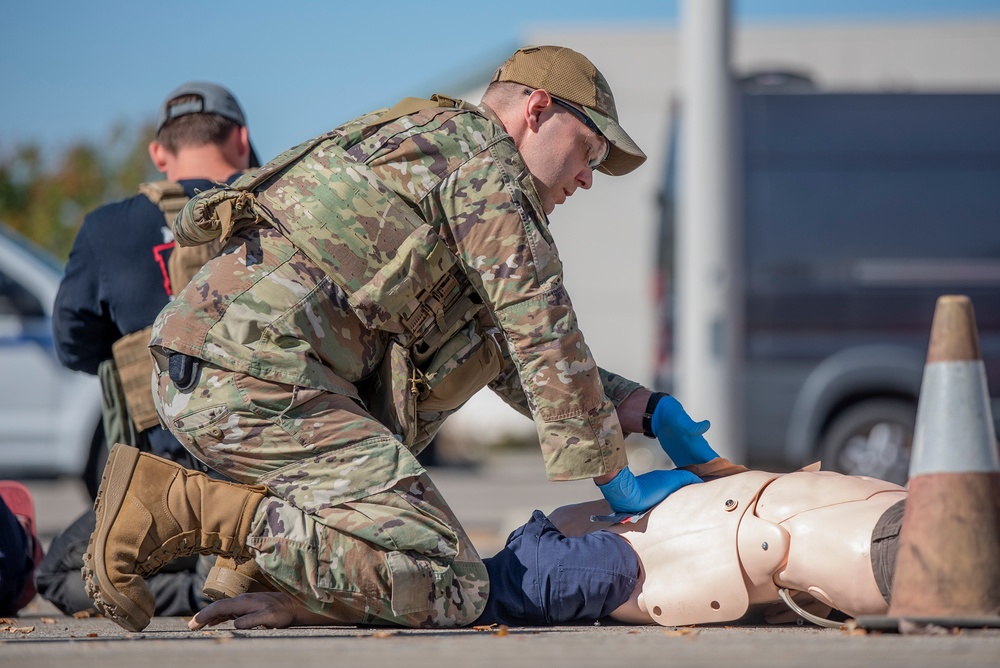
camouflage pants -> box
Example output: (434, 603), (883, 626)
(151, 351), (488, 627)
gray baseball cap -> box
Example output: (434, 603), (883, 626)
(157, 81), (260, 167)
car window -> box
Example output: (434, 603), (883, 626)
(0, 269), (45, 318)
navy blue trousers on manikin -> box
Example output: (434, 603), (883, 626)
(477, 510), (640, 626)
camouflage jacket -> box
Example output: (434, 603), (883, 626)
(151, 99), (640, 480)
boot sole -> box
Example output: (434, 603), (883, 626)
(82, 444), (151, 632)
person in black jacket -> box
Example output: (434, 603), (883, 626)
(36, 82), (258, 617)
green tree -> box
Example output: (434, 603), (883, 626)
(0, 122), (157, 260)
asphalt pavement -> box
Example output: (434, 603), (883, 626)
(5, 450), (1000, 667)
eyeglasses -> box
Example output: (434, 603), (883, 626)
(550, 97), (611, 170)
(525, 89), (610, 169)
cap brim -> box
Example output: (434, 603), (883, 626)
(585, 108), (646, 176)
(249, 143), (262, 169)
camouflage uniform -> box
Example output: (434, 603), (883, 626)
(149, 99), (642, 626)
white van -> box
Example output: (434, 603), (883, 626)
(0, 224), (104, 497)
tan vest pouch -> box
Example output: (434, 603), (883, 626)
(139, 179), (224, 295)
(416, 324), (503, 412)
(110, 326), (161, 432)
(358, 321), (502, 447)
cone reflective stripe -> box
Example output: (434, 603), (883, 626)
(910, 363), (998, 475)
(910, 296), (999, 476)
(860, 295), (1000, 630)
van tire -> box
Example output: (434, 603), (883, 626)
(819, 398), (915, 486)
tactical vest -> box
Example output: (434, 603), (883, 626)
(172, 96), (503, 444)
(138, 180), (224, 298)
(108, 181), (222, 435)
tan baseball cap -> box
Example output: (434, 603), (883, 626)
(492, 45), (646, 176)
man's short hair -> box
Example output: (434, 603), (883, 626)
(156, 95), (240, 154)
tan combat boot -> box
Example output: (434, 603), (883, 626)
(83, 443), (267, 632)
(203, 555), (277, 600)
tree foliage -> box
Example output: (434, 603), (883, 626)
(0, 122), (158, 261)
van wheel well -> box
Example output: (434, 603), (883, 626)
(819, 397), (915, 486)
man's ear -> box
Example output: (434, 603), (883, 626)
(524, 89), (554, 132)
(221, 125), (252, 170)
(148, 141), (169, 174)
(236, 126), (251, 163)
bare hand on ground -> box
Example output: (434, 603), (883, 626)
(189, 592), (315, 630)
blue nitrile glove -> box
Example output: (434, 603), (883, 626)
(597, 466), (702, 515)
(651, 395), (719, 467)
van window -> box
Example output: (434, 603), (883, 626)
(744, 94), (1000, 294)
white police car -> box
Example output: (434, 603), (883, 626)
(0, 224), (104, 498)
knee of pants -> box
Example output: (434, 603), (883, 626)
(376, 552), (489, 629)
(479, 510), (640, 626)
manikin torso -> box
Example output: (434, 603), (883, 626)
(547, 466), (906, 626)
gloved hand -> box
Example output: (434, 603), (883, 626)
(597, 466), (702, 515)
(651, 395), (719, 467)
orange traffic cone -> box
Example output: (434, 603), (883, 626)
(858, 295), (1000, 632)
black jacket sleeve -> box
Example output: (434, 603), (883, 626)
(52, 217), (121, 374)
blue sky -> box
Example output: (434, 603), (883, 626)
(2, 0), (999, 164)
